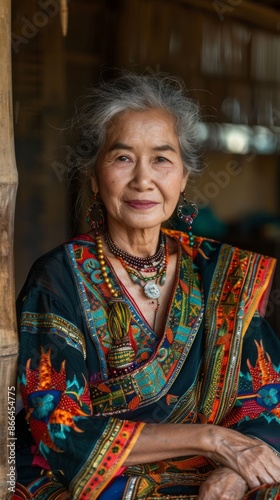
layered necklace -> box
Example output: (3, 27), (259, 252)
(105, 231), (169, 305)
(95, 231), (169, 377)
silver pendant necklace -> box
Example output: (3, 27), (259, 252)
(143, 281), (161, 299)
(105, 231), (169, 302)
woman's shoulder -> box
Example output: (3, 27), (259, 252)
(32, 233), (95, 263)
(163, 227), (225, 260)
(163, 227), (276, 263)
(21, 233), (96, 293)
(165, 229), (276, 317)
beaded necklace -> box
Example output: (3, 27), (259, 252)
(105, 231), (169, 301)
(96, 235), (136, 376)
(105, 231), (166, 272)
(95, 232), (169, 375)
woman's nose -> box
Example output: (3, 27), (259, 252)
(130, 160), (153, 189)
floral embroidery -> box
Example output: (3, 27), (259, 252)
(257, 386), (279, 408)
(31, 394), (55, 420)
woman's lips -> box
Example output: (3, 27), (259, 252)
(125, 200), (159, 209)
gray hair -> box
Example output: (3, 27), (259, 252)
(70, 72), (202, 209)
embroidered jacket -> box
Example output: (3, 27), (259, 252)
(14, 230), (280, 499)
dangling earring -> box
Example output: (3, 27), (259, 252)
(177, 191), (198, 247)
(86, 193), (105, 236)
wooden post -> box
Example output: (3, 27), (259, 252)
(0, 1), (19, 498)
(60, 0), (69, 36)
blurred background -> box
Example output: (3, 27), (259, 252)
(12, 0), (280, 331)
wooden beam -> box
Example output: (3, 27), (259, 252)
(0, 0), (19, 497)
(168, 0), (280, 30)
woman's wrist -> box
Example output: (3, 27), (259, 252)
(125, 423), (217, 466)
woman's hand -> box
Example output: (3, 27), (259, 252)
(198, 467), (247, 500)
(207, 426), (280, 489)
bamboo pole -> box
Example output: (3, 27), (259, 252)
(60, 0), (69, 37)
(0, 1), (19, 498)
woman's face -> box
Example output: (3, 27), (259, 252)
(91, 108), (188, 234)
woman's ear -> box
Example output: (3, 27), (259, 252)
(181, 170), (189, 193)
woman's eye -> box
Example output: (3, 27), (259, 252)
(156, 156), (169, 163)
(117, 155), (129, 162)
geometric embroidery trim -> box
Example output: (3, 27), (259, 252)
(20, 312), (86, 359)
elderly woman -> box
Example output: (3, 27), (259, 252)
(15, 73), (280, 500)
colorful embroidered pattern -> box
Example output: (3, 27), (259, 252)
(123, 455), (217, 499)
(71, 420), (144, 500)
(198, 245), (276, 424)
(14, 478), (71, 499)
(222, 339), (280, 428)
(67, 238), (204, 415)
(15, 230), (280, 499)
(20, 312), (86, 359)
(19, 347), (91, 453)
